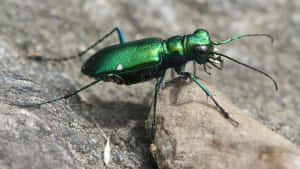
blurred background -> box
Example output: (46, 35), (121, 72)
(0, 0), (299, 168)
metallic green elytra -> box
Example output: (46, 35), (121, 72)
(16, 27), (278, 139)
(82, 38), (163, 77)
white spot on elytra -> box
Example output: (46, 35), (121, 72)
(116, 64), (123, 70)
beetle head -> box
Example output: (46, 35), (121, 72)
(186, 29), (216, 64)
(188, 29), (278, 91)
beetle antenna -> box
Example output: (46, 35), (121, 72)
(212, 34), (273, 45)
(213, 52), (278, 91)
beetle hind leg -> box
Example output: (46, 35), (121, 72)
(29, 27), (126, 62)
(12, 78), (103, 107)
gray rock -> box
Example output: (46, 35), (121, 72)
(0, 0), (299, 168)
(0, 15), (155, 169)
(147, 79), (300, 169)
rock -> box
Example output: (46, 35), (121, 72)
(0, 33), (155, 169)
(0, 0), (299, 168)
(147, 78), (300, 169)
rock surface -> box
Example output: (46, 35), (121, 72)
(148, 79), (300, 169)
(0, 0), (299, 168)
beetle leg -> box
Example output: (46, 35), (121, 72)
(178, 71), (239, 127)
(29, 27), (126, 62)
(77, 27), (126, 57)
(151, 71), (166, 139)
(13, 78), (103, 107)
(192, 61), (202, 79)
(193, 61), (197, 77)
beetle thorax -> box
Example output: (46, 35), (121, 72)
(163, 36), (185, 56)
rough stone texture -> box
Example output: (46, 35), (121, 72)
(0, 30), (155, 168)
(148, 79), (300, 169)
(0, 0), (299, 168)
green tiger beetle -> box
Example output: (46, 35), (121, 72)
(17, 27), (278, 138)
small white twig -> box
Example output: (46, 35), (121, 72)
(103, 136), (111, 166)
(91, 117), (111, 166)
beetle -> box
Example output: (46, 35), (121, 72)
(17, 27), (278, 137)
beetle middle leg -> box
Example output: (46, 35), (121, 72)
(151, 71), (166, 139)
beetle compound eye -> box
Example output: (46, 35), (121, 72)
(194, 45), (211, 58)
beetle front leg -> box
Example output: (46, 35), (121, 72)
(178, 71), (239, 127)
(193, 61), (197, 77)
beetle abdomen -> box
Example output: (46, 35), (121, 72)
(82, 38), (163, 77)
